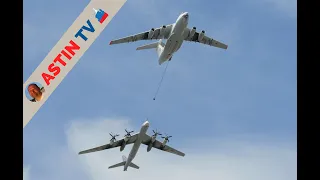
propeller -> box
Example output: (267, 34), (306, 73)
(125, 129), (134, 137)
(161, 134), (172, 142)
(152, 129), (162, 137)
(109, 133), (119, 141)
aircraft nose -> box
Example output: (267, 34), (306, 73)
(183, 12), (189, 19)
(143, 121), (150, 127)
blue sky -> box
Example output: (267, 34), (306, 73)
(23, 0), (296, 179)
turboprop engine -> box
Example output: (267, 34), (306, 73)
(160, 135), (172, 148)
(120, 129), (134, 151)
(198, 30), (205, 41)
(147, 130), (162, 152)
(109, 133), (119, 145)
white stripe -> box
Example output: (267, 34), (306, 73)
(23, 0), (127, 128)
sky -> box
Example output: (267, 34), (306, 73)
(23, 0), (297, 179)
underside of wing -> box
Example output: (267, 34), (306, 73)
(142, 136), (185, 157)
(154, 140), (185, 157)
(78, 140), (123, 154)
(109, 24), (173, 45)
(78, 134), (138, 155)
(183, 27), (228, 49)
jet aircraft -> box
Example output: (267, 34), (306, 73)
(109, 12), (228, 65)
(78, 120), (185, 171)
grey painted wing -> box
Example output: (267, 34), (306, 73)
(78, 134), (139, 155)
(141, 135), (185, 157)
(109, 24), (173, 45)
(184, 27), (228, 49)
(153, 140), (185, 157)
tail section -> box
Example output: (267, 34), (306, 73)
(136, 42), (159, 50)
(108, 155), (140, 171)
(128, 162), (139, 169)
(122, 155), (127, 162)
(108, 161), (126, 169)
(136, 39), (165, 59)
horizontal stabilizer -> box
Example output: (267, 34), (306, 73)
(128, 162), (139, 169)
(136, 42), (159, 50)
(108, 161), (140, 170)
(108, 155), (140, 170)
(108, 161), (126, 169)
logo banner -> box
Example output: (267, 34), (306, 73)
(23, 0), (127, 128)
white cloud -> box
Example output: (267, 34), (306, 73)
(23, 165), (30, 180)
(30, 117), (297, 180)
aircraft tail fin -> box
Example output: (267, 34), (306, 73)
(136, 39), (165, 58)
(122, 155), (127, 162)
(108, 155), (140, 170)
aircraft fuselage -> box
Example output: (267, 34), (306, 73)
(123, 121), (150, 171)
(158, 12), (189, 64)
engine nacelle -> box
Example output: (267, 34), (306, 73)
(148, 28), (155, 39)
(189, 27), (196, 38)
(198, 30), (205, 41)
(110, 139), (115, 145)
(151, 135), (157, 143)
(160, 25), (166, 36)
(120, 142), (126, 151)
(124, 135), (130, 142)
(147, 142), (153, 152)
(162, 139), (168, 146)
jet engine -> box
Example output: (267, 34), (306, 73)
(189, 27), (196, 38)
(160, 25), (166, 37)
(198, 30), (205, 41)
(148, 28), (155, 39)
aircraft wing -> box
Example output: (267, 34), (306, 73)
(109, 24), (173, 45)
(184, 27), (228, 49)
(78, 133), (139, 155)
(142, 134), (185, 157)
